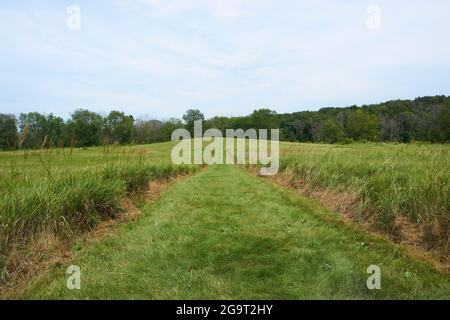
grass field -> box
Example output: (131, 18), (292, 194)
(9, 166), (450, 299)
(280, 143), (449, 226)
(277, 142), (449, 260)
(0, 141), (449, 299)
(0, 142), (198, 284)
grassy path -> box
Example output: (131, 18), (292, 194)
(16, 166), (449, 299)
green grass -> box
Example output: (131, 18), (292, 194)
(0, 142), (177, 178)
(1, 141), (449, 299)
(0, 142), (197, 280)
(279, 143), (449, 235)
(11, 165), (449, 299)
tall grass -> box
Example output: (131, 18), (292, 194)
(278, 143), (449, 250)
(0, 142), (198, 282)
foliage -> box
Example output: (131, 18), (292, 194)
(66, 109), (104, 147)
(0, 114), (17, 150)
(1, 96), (449, 149)
(0, 143), (199, 282)
(279, 143), (450, 236)
(320, 119), (345, 143)
(183, 109), (205, 134)
(104, 111), (135, 144)
(13, 165), (450, 300)
(18, 112), (65, 148)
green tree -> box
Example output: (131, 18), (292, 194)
(134, 119), (164, 144)
(397, 112), (418, 143)
(0, 114), (17, 149)
(104, 111), (135, 144)
(281, 119), (313, 142)
(439, 103), (450, 142)
(204, 116), (232, 133)
(66, 109), (103, 147)
(346, 110), (379, 141)
(249, 109), (279, 130)
(183, 109), (204, 134)
(43, 114), (65, 146)
(161, 118), (184, 141)
(18, 112), (65, 148)
(320, 119), (344, 144)
(18, 112), (46, 148)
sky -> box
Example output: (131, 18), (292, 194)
(0, 0), (449, 120)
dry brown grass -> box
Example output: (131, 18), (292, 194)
(1, 232), (71, 295)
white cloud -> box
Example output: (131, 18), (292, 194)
(1, 1), (449, 118)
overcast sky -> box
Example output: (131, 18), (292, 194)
(1, 0), (449, 119)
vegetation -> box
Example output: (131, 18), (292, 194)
(0, 114), (17, 149)
(277, 143), (449, 257)
(11, 166), (449, 299)
(206, 95), (450, 143)
(0, 111), (448, 298)
(0, 96), (449, 151)
(0, 142), (198, 283)
(183, 109), (205, 135)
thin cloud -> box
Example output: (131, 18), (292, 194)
(0, 0), (449, 119)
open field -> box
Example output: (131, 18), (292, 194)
(280, 143), (449, 226)
(0, 141), (449, 299)
(0, 142), (198, 285)
(277, 143), (449, 261)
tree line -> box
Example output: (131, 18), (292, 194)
(0, 95), (449, 150)
(0, 109), (183, 150)
(187, 95), (449, 144)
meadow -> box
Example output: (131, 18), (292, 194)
(0, 140), (449, 298)
(277, 142), (449, 261)
(0, 142), (198, 284)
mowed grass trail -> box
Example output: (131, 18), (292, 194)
(15, 165), (449, 299)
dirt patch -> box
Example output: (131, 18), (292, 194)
(288, 177), (360, 221)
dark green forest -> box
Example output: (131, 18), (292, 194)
(0, 95), (449, 150)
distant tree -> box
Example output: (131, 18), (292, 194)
(45, 114), (65, 146)
(379, 117), (400, 142)
(204, 116), (232, 133)
(0, 114), (17, 149)
(66, 109), (103, 147)
(183, 109), (204, 134)
(18, 112), (46, 148)
(2, 95), (449, 149)
(397, 112), (420, 143)
(282, 119), (313, 142)
(320, 119), (344, 144)
(134, 119), (166, 144)
(160, 118), (184, 141)
(249, 109), (279, 130)
(346, 110), (379, 141)
(17, 112), (64, 148)
(438, 103), (450, 142)
(229, 116), (252, 131)
(104, 111), (134, 144)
